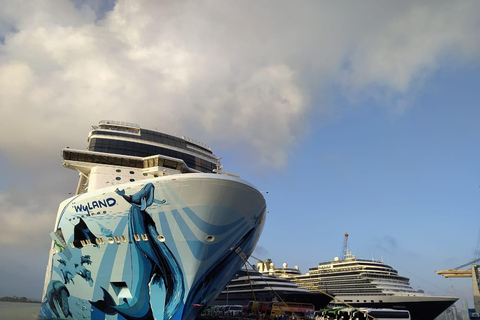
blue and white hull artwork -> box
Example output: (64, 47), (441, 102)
(41, 174), (266, 320)
(40, 121), (266, 320)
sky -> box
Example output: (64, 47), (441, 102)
(0, 0), (479, 310)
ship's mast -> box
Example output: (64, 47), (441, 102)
(342, 232), (349, 260)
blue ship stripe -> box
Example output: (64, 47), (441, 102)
(93, 216), (129, 298)
(182, 207), (244, 234)
(157, 210), (185, 275)
(172, 208), (249, 261)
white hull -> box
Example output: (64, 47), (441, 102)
(330, 294), (457, 320)
(41, 173), (266, 320)
(333, 293), (457, 305)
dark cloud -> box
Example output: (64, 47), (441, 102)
(375, 235), (399, 254)
(71, 0), (117, 20)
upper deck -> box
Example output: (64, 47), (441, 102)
(87, 120), (218, 173)
(64, 121), (224, 194)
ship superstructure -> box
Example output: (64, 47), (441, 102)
(296, 249), (416, 296)
(212, 261), (332, 310)
(40, 121), (267, 320)
(291, 246), (457, 320)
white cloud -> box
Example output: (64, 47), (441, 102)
(340, 2), (480, 96)
(0, 0), (479, 168)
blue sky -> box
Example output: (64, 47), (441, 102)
(246, 66), (480, 304)
(0, 0), (479, 310)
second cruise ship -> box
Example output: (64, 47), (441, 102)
(289, 235), (457, 320)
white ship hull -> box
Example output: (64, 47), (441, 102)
(290, 234), (458, 320)
(331, 294), (457, 320)
(40, 173), (266, 320)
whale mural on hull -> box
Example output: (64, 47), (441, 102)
(41, 179), (266, 320)
(91, 183), (184, 320)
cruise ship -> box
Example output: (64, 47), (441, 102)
(40, 121), (267, 320)
(290, 249), (457, 320)
(212, 260), (332, 310)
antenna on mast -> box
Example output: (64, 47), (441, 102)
(342, 232), (349, 260)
